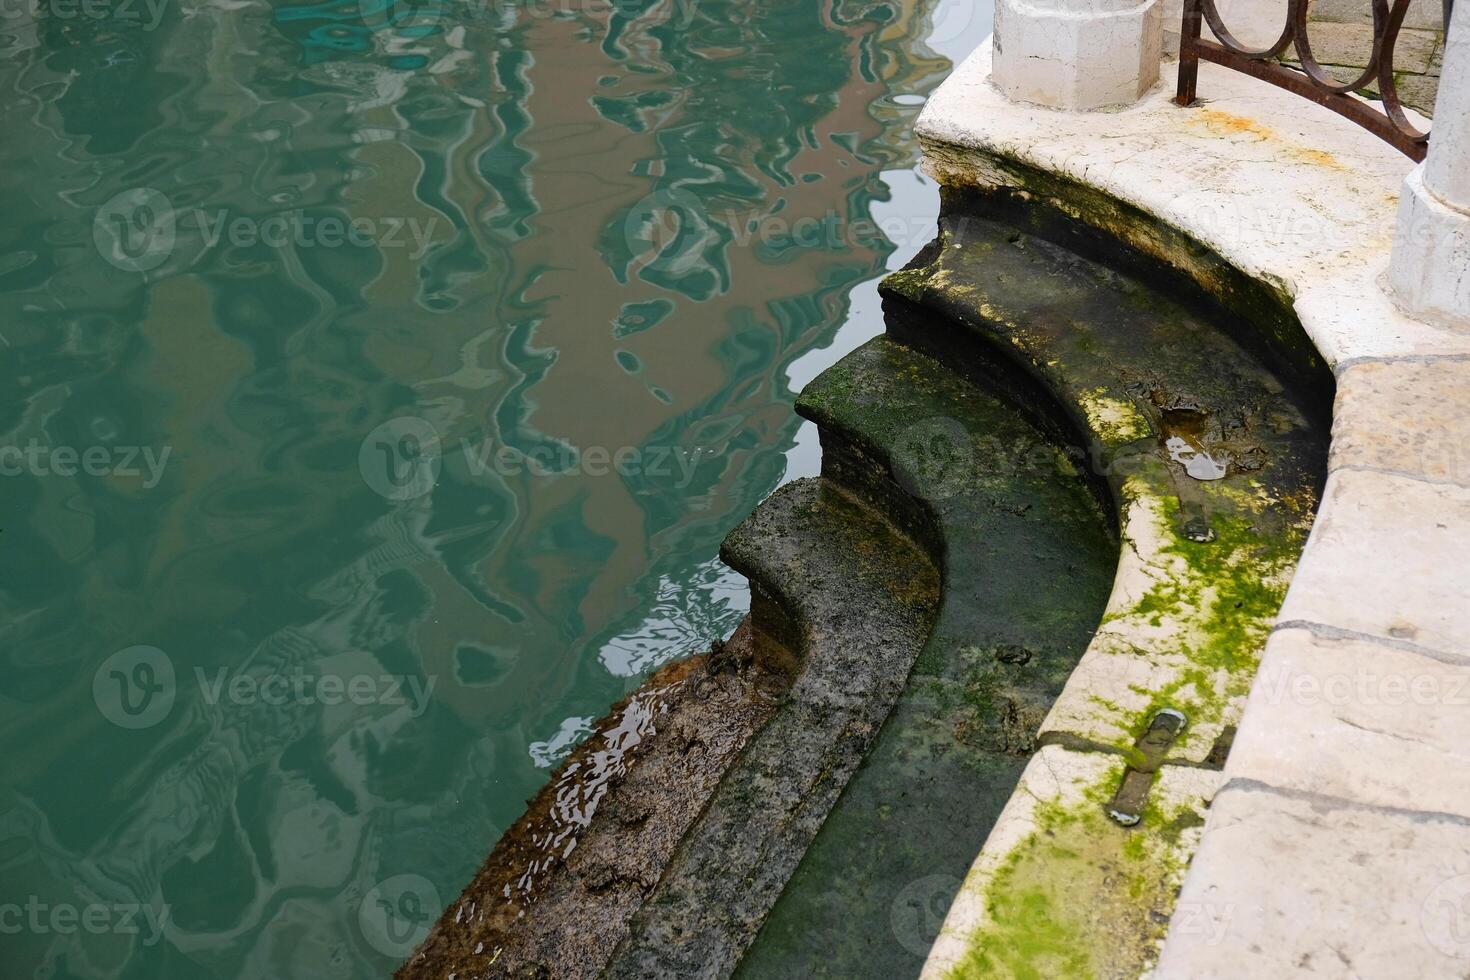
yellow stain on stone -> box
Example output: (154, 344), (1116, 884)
(1190, 109), (1345, 170)
(1078, 387), (1151, 444)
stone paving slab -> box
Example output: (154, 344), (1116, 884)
(1278, 467), (1470, 657)
(1332, 355), (1470, 486)
(1280, 22), (1441, 74)
(1152, 779), (1470, 978)
(1229, 625), (1470, 817)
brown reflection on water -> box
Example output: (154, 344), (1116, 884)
(358, 2), (949, 729)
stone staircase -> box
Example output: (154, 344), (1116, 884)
(607, 187), (1331, 978)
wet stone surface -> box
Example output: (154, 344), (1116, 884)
(397, 623), (789, 980)
(401, 190), (1333, 980)
(736, 336), (1116, 979)
(603, 477), (941, 978)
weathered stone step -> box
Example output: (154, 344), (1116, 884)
(883, 201), (1331, 764)
(734, 336), (1117, 978)
(601, 476), (939, 979)
(874, 198), (1332, 979)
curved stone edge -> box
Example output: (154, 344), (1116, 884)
(602, 477), (940, 978)
(915, 39), (1470, 978)
(395, 622), (787, 980)
(881, 251), (1323, 771)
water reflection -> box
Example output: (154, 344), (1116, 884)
(0, 0), (986, 974)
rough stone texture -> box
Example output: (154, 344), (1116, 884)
(1228, 625), (1470, 817)
(1332, 355), (1470, 484)
(992, 0), (1162, 110)
(1202, 0), (1450, 115)
(396, 624), (789, 980)
(1282, 22), (1441, 75)
(923, 745), (1121, 977)
(882, 201), (1330, 767)
(923, 745), (1221, 979)
(603, 477), (940, 979)
(882, 196), (1329, 978)
(1277, 9), (1445, 116)
(1396, 71), (1444, 116)
(1153, 779), (1470, 978)
(736, 336), (1116, 979)
(1313, 0), (1445, 31)
(1164, 0), (1283, 55)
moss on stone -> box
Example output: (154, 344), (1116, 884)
(1078, 386), (1154, 444)
(1114, 486), (1313, 734)
(945, 763), (1200, 980)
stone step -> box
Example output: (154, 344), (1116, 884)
(882, 202), (1331, 763)
(601, 476), (939, 979)
(734, 336), (1117, 979)
(873, 200), (1332, 979)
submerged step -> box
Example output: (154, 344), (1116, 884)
(735, 336), (1116, 979)
(603, 477), (939, 979)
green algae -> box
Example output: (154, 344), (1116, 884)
(945, 760), (1209, 980)
(1109, 487), (1314, 736)
(728, 171), (1330, 980)
(931, 175), (1333, 416)
(1078, 387), (1154, 444)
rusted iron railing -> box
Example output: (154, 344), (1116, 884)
(1176, 0), (1435, 161)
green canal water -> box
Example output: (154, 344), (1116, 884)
(0, 0), (991, 976)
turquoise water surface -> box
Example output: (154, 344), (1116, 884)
(0, 0), (988, 975)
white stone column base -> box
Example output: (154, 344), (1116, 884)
(1390, 167), (1470, 328)
(993, 0), (1163, 110)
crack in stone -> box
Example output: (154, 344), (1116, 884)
(1273, 619), (1470, 668)
(1221, 777), (1470, 826)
